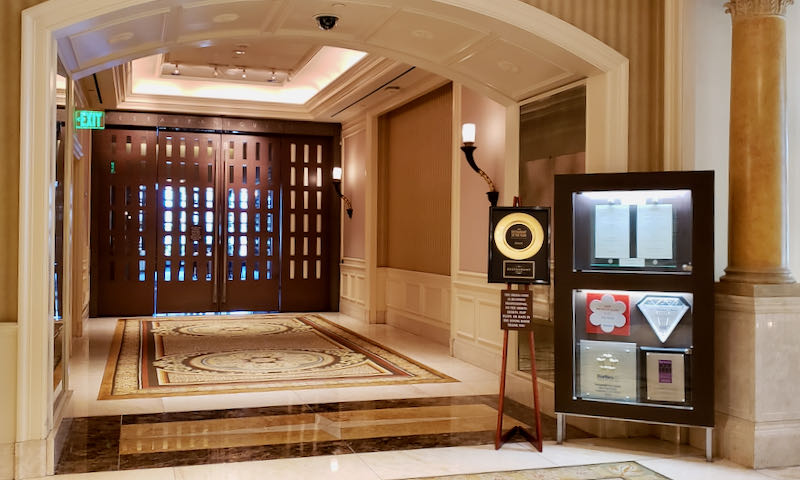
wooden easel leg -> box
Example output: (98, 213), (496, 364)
(495, 330), (509, 449)
(529, 330), (543, 452)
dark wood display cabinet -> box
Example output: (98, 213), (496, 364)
(553, 171), (715, 460)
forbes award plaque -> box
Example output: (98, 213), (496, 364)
(488, 207), (550, 284)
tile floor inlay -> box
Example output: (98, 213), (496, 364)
(411, 461), (670, 479)
(100, 314), (455, 398)
(56, 396), (590, 474)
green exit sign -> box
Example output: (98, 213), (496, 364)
(74, 110), (105, 130)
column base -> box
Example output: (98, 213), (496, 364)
(720, 266), (795, 286)
(715, 287), (800, 468)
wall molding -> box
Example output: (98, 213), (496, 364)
(340, 258), (367, 322)
(382, 268), (450, 345)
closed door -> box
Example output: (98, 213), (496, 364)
(92, 130), (158, 317)
(155, 132), (220, 313)
(280, 137), (333, 311)
(218, 134), (280, 311)
(94, 129), (331, 315)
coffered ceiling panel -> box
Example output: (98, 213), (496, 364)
(178, 0), (279, 39)
(164, 39), (318, 71)
(69, 10), (169, 69)
(452, 37), (572, 100)
(275, 0), (395, 38)
(366, 10), (489, 63)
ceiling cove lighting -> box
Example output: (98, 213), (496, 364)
(133, 47), (367, 105)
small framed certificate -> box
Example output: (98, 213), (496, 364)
(643, 349), (689, 404)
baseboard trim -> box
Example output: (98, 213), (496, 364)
(385, 309), (449, 345)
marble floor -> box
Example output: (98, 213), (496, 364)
(49, 312), (794, 479)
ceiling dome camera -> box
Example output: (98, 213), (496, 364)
(315, 14), (339, 31)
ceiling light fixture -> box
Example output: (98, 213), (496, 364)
(172, 64), (180, 75)
(241, 68), (247, 79)
(234, 49), (246, 56)
(213, 67), (220, 78)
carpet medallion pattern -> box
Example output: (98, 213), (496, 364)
(99, 314), (455, 398)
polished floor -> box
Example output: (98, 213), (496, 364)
(49, 312), (795, 479)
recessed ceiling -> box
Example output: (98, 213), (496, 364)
(130, 45), (367, 104)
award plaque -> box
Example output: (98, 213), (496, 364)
(585, 292), (630, 336)
(488, 207), (550, 284)
(637, 295), (690, 343)
(578, 340), (638, 402)
(645, 351), (686, 403)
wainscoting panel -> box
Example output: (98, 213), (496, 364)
(382, 268), (450, 345)
(339, 257), (367, 322)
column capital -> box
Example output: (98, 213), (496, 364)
(725, 0), (794, 17)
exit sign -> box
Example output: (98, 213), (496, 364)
(74, 110), (105, 130)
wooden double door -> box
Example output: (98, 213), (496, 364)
(92, 128), (332, 315)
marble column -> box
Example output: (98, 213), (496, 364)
(721, 0), (794, 285)
(713, 0), (800, 469)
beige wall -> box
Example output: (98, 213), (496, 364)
(342, 128), (367, 259)
(0, 0), (47, 322)
(458, 86), (506, 274)
(378, 84), (452, 276)
(524, 0), (665, 172)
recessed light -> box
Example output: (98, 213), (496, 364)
(497, 60), (520, 73)
(233, 49), (246, 56)
(109, 31), (134, 44)
(212, 13), (239, 23)
(411, 29), (434, 40)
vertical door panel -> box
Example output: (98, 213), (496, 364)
(155, 132), (219, 313)
(220, 135), (280, 311)
(91, 129), (157, 316)
(280, 137), (332, 311)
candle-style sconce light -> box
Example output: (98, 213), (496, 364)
(332, 167), (353, 218)
(460, 123), (499, 206)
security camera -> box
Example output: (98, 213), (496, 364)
(315, 14), (339, 31)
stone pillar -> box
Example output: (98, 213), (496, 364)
(714, 0), (800, 469)
(721, 0), (794, 285)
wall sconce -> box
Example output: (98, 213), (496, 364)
(460, 123), (499, 206)
(332, 167), (353, 218)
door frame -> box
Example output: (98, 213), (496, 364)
(17, 0), (628, 473)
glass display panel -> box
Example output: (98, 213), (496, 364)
(572, 189), (692, 273)
(572, 289), (694, 409)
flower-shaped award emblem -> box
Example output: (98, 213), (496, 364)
(586, 293), (630, 335)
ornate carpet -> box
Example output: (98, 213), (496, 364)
(413, 462), (669, 479)
(99, 314), (455, 399)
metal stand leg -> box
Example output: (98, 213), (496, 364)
(705, 427), (713, 462)
(557, 413), (565, 444)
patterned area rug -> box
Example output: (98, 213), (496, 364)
(412, 462), (669, 479)
(99, 314), (455, 399)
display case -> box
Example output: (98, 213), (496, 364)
(554, 171), (714, 430)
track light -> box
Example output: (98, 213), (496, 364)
(172, 64), (180, 75)
(241, 68), (247, 79)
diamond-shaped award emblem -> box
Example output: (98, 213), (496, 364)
(637, 296), (690, 343)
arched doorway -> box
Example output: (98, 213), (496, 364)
(17, 0), (628, 471)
